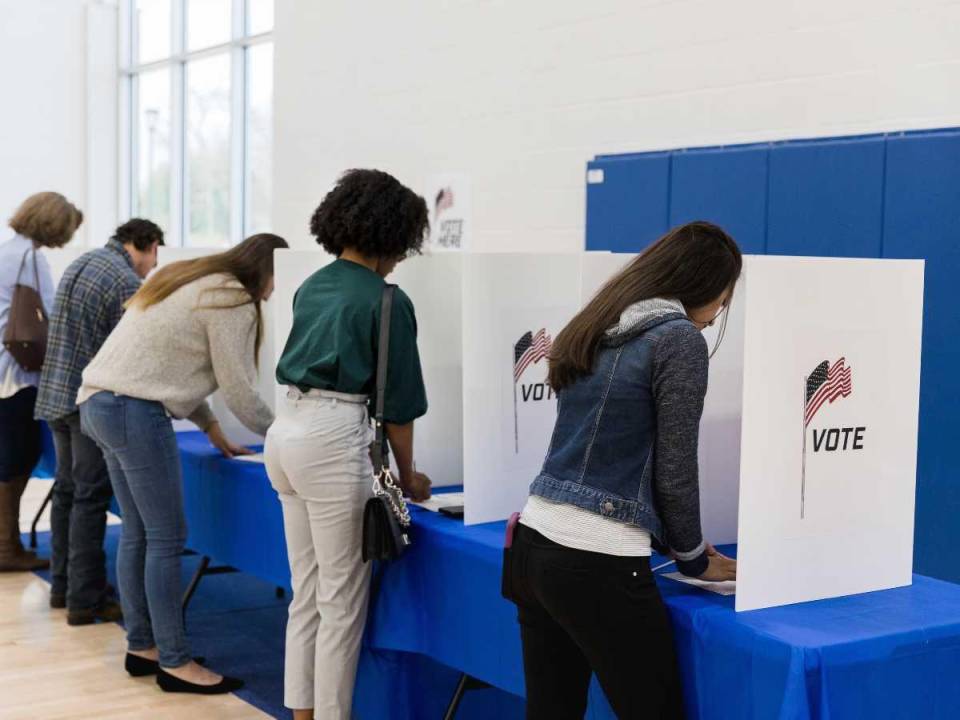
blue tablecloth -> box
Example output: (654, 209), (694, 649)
(176, 432), (960, 719)
(31, 421), (57, 479)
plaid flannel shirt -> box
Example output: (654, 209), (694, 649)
(34, 239), (142, 421)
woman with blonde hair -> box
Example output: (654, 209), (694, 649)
(78, 233), (288, 694)
(0, 192), (82, 572)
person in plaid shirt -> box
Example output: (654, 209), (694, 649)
(35, 219), (163, 625)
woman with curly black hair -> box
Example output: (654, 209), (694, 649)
(265, 169), (433, 720)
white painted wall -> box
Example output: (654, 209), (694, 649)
(0, 0), (118, 249)
(273, 0), (960, 254)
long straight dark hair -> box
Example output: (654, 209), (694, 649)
(548, 221), (742, 390)
(127, 233), (289, 361)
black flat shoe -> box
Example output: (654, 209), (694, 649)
(50, 591), (66, 609)
(125, 653), (207, 677)
(156, 668), (243, 694)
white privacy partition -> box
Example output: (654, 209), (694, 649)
(696, 276), (746, 545)
(462, 254), (582, 525)
(390, 253), (463, 487)
(580, 251), (630, 303)
(735, 256), (923, 611)
(155, 246), (279, 446)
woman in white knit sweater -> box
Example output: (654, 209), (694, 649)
(78, 233), (288, 695)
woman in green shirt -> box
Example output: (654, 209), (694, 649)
(265, 169), (432, 720)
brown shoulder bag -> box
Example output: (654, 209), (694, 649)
(3, 248), (48, 372)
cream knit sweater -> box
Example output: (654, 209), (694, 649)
(78, 273), (274, 435)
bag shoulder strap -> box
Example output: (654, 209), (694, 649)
(14, 247), (41, 290)
(32, 247), (40, 290)
(371, 284), (397, 471)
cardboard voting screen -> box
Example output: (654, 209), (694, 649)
(696, 276), (746, 545)
(580, 251), (630, 303)
(390, 253), (463, 488)
(735, 256), (923, 611)
(462, 253), (582, 525)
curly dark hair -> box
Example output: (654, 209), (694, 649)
(309, 169), (429, 258)
(113, 218), (165, 251)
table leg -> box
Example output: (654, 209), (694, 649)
(182, 555), (211, 626)
(443, 673), (491, 720)
(30, 485), (55, 548)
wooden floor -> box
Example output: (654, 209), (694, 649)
(0, 480), (270, 720)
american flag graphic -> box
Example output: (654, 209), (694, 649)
(804, 358), (853, 427)
(435, 187), (454, 215)
(514, 329), (552, 383)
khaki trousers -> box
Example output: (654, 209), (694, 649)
(265, 388), (374, 718)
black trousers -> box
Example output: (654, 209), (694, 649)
(49, 413), (113, 609)
(504, 524), (684, 720)
(0, 387), (41, 478)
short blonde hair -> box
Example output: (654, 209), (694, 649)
(9, 192), (83, 248)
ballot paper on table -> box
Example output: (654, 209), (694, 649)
(233, 453), (265, 463)
(661, 572), (736, 596)
(410, 491), (465, 512)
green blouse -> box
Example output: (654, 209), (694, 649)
(276, 259), (428, 425)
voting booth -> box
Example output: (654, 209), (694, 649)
(454, 252), (924, 611)
(270, 247), (924, 611)
(272, 248), (463, 488)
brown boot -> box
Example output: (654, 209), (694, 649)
(0, 477), (49, 572)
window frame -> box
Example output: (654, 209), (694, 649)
(119, 0), (273, 247)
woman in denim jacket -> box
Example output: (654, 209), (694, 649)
(505, 221), (741, 719)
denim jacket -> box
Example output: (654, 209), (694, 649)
(529, 298), (710, 576)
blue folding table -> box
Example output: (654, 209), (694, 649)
(176, 432), (960, 719)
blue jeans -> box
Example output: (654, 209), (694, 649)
(80, 392), (191, 668)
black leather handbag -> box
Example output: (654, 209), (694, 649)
(361, 284), (412, 563)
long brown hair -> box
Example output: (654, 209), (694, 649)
(127, 233), (289, 360)
(548, 221), (742, 390)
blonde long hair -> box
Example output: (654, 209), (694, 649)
(127, 233), (288, 360)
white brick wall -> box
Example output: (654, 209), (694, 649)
(273, 0), (960, 253)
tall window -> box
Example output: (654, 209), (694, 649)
(122, 0), (274, 247)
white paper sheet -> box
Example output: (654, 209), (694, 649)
(233, 453), (265, 463)
(661, 572), (736, 596)
(411, 491), (465, 513)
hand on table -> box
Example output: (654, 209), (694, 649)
(699, 546), (737, 582)
(402, 471), (432, 502)
(705, 543), (734, 562)
(206, 422), (254, 459)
